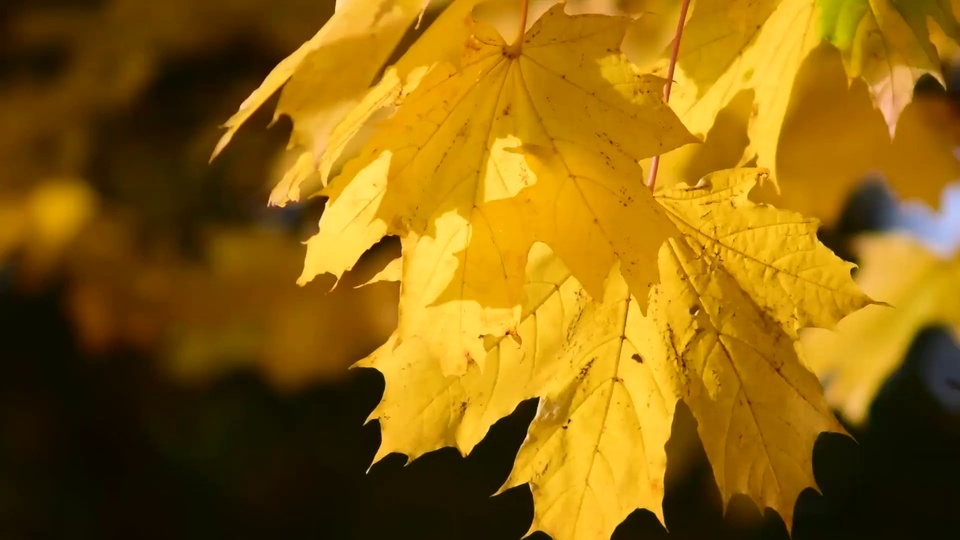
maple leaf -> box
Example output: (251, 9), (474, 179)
(654, 169), (871, 331)
(264, 0), (563, 208)
(358, 255), (403, 287)
(820, 0), (960, 134)
(649, 0), (960, 184)
(269, 0), (490, 207)
(648, 0), (820, 179)
(804, 235), (960, 424)
(211, 0), (427, 166)
(638, 176), (864, 529)
(267, 0), (574, 208)
(362, 169), (871, 539)
(303, 5), (695, 374)
(647, 40), (960, 222)
(358, 243), (580, 461)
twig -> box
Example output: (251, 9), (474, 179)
(646, 0), (692, 190)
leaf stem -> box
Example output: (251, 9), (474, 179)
(646, 0), (692, 191)
(507, 0), (529, 56)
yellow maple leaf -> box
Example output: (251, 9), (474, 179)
(269, 0), (489, 207)
(266, 0), (587, 208)
(821, 0), (960, 134)
(211, 0), (426, 162)
(359, 243), (579, 461)
(259, 0), (703, 209)
(266, 0), (543, 208)
(656, 169), (871, 331)
(648, 171), (868, 528)
(303, 5), (695, 374)
(643, 30), (960, 222)
(358, 254), (404, 287)
(648, 0), (960, 186)
(361, 169), (871, 539)
(363, 245), (673, 538)
(648, 0), (821, 179)
(803, 235), (960, 424)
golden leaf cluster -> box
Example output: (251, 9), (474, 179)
(216, 0), (960, 538)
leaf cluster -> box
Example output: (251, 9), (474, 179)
(217, 1), (960, 538)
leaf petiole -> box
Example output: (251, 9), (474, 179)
(647, 0), (692, 191)
(506, 0), (529, 57)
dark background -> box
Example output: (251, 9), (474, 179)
(2, 1), (960, 538)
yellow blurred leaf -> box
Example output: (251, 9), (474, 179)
(820, 0), (959, 134)
(804, 234), (960, 424)
(650, 41), (960, 221)
(648, 0), (960, 194)
(778, 44), (960, 219)
(65, 220), (398, 390)
(0, 178), (98, 281)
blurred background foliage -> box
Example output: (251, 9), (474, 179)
(1, 0), (959, 538)
(0, 0), (399, 389)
